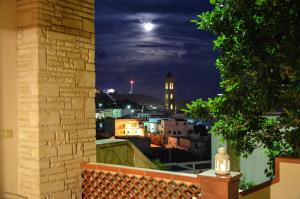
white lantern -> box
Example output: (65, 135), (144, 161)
(215, 147), (230, 176)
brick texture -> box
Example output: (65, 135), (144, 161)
(17, 0), (96, 198)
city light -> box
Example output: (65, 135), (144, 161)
(127, 105), (131, 109)
(103, 88), (116, 94)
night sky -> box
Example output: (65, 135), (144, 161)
(95, 0), (220, 101)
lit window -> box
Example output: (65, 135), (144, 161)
(170, 94), (173, 99)
(170, 83), (174, 90)
(165, 83), (169, 89)
(166, 94), (168, 99)
(170, 104), (173, 110)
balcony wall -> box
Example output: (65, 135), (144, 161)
(81, 163), (241, 199)
(240, 158), (300, 199)
(96, 139), (157, 169)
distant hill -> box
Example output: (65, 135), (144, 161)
(111, 93), (163, 106)
(96, 92), (164, 110)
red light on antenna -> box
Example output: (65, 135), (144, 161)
(130, 80), (134, 84)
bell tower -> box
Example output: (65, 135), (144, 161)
(164, 72), (176, 113)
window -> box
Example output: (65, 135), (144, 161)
(165, 83), (169, 89)
(170, 94), (173, 99)
(170, 83), (174, 90)
(168, 130), (171, 134)
(165, 94), (168, 99)
(170, 104), (173, 110)
(178, 131), (181, 135)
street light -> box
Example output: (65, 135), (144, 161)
(129, 80), (134, 94)
(127, 105), (131, 109)
(215, 147), (230, 176)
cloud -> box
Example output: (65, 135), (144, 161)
(96, 0), (212, 14)
(95, 0), (220, 100)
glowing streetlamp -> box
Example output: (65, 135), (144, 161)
(129, 80), (134, 94)
(215, 147), (230, 176)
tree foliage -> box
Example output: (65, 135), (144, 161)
(188, 0), (300, 176)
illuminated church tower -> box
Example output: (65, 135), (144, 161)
(164, 72), (176, 113)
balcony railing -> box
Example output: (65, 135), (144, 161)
(81, 163), (241, 199)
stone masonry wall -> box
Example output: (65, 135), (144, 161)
(17, 0), (96, 198)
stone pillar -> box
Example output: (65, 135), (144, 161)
(17, 0), (96, 198)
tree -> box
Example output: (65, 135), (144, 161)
(152, 159), (167, 170)
(183, 99), (213, 123)
(188, 0), (300, 177)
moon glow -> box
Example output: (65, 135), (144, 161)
(143, 22), (154, 32)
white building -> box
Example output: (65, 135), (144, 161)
(96, 108), (134, 119)
(144, 118), (166, 134)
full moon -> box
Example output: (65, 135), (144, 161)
(143, 22), (154, 32)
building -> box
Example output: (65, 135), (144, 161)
(96, 108), (134, 119)
(143, 117), (167, 134)
(158, 118), (191, 138)
(178, 136), (211, 158)
(114, 118), (145, 137)
(167, 136), (179, 148)
(166, 135), (210, 159)
(137, 112), (165, 120)
(164, 72), (176, 113)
